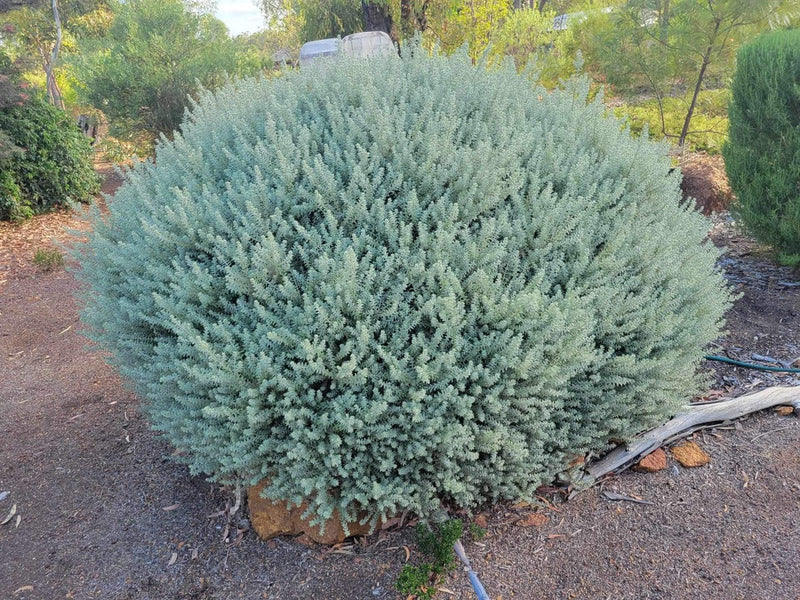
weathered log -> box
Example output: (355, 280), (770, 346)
(579, 386), (799, 486)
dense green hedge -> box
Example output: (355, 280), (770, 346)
(0, 94), (99, 221)
(77, 51), (730, 528)
(724, 29), (800, 265)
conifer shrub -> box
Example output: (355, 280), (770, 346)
(76, 50), (730, 528)
(723, 29), (800, 266)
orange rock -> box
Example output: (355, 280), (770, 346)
(516, 512), (548, 528)
(775, 405), (794, 416)
(634, 448), (667, 473)
(247, 482), (376, 545)
(671, 441), (711, 468)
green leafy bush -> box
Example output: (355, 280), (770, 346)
(77, 51), (730, 528)
(0, 93), (99, 221)
(0, 167), (30, 222)
(723, 29), (800, 266)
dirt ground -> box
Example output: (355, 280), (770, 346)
(1, 164), (799, 600)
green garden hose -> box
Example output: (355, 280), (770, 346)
(704, 355), (800, 373)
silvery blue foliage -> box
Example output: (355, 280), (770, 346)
(76, 49), (730, 528)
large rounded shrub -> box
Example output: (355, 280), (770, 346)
(723, 29), (800, 266)
(77, 51), (730, 526)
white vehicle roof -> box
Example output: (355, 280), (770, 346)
(299, 31), (395, 67)
(299, 38), (339, 67)
(341, 31), (394, 59)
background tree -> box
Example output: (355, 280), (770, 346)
(76, 0), (243, 140)
(487, 6), (576, 84)
(0, 0), (40, 13)
(1, 0), (111, 108)
(240, 2), (302, 65)
(578, 0), (799, 148)
(292, 0), (364, 40)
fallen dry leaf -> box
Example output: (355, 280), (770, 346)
(13, 586), (33, 595)
(601, 491), (653, 505)
(167, 552), (178, 566)
(1, 503), (17, 525)
(695, 389), (726, 403)
(0, 491), (9, 502)
(516, 513), (548, 527)
(567, 455), (585, 468)
(380, 516), (402, 530)
(403, 545), (410, 562)
(15, 514), (21, 528)
(162, 503), (180, 511)
(191, 548), (198, 560)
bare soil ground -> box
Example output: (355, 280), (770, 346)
(1, 165), (798, 600)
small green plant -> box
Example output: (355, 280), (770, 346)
(396, 563), (435, 599)
(417, 519), (463, 575)
(33, 248), (64, 271)
(396, 519), (464, 599)
(469, 522), (486, 541)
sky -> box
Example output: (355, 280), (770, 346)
(214, 0), (266, 36)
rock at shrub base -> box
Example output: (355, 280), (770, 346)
(671, 441), (711, 468)
(634, 448), (667, 473)
(247, 482), (374, 545)
(516, 513), (548, 527)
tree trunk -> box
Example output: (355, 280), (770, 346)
(399, 0), (429, 38)
(678, 18), (720, 148)
(45, 0), (64, 109)
(659, 0), (670, 42)
(361, 1), (393, 39)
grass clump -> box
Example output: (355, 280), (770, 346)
(33, 248), (64, 271)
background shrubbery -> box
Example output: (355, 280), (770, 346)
(78, 52), (731, 526)
(0, 92), (98, 221)
(724, 28), (800, 266)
